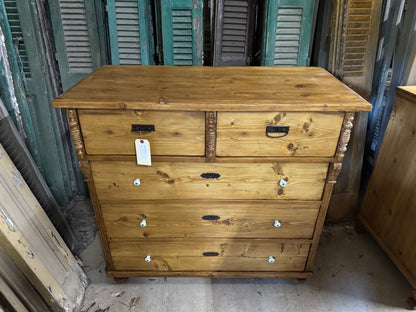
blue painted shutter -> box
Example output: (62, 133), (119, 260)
(262, 0), (315, 66)
(160, 0), (204, 65)
(107, 0), (154, 65)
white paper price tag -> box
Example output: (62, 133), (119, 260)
(135, 139), (151, 166)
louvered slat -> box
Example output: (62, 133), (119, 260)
(343, 0), (373, 78)
(221, 0), (248, 57)
(172, 9), (193, 65)
(59, 0), (93, 73)
(4, 0), (31, 78)
(274, 8), (303, 66)
(114, 0), (141, 64)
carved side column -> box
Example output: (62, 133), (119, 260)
(67, 109), (92, 181)
(328, 112), (355, 183)
(205, 112), (217, 162)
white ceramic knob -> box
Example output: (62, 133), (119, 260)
(279, 179), (287, 187)
(274, 220), (281, 228)
(268, 256), (275, 264)
(145, 255), (151, 262)
(133, 179), (141, 186)
(140, 220), (147, 227)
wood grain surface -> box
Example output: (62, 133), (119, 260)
(217, 111), (344, 156)
(52, 66), (372, 112)
(91, 161), (328, 201)
(110, 238), (310, 272)
(78, 109), (205, 155)
(360, 91), (416, 288)
(101, 200), (320, 239)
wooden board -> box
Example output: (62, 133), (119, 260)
(78, 109), (205, 155)
(360, 89), (416, 288)
(217, 111), (344, 156)
(102, 200), (320, 239)
(110, 238), (310, 272)
(91, 161), (328, 201)
(52, 66), (372, 112)
(0, 144), (87, 312)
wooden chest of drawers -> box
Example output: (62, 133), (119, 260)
(52, 66), (371, 280)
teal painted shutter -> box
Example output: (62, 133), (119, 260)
(2, 0), (84, 205)
(48, 0), (105, 90)
(160, 0), (203, 65)
(107, 0), (154, 65)
(262, 0), (315, 66)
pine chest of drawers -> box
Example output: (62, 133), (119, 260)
(52, 66), (371, 280)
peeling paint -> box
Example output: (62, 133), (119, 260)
(0, 28), (26, 139)
(193, 15), (203, 65)
(11, 171), (23, 186)
(0, 208), (14, 231)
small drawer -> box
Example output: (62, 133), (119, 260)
(78, 109), (205, 155)
(91, 161), (328, 201)
(102, 201), (320, 239)
(217, 112), (344, 157)
(110, 239), (310, 272)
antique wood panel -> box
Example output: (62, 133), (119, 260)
(217, 111), (344, 157)
(78, 109), (205, 155)
(213, 0), (256, 66)
(359, 87), (416, 300)
(110, 238), (311, 272)
(0, 143), (88, 312)
(102, 200), (320, 239)
(160, 0), (204, 65)
(91, 161), (328, 201)
(52, 66), (372, 112)
(107, 0), (154, 65)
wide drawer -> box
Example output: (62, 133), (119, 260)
(110, 238), (310, 272)
(92, 161), (328, 201)
(78, 109), (205, 155)
(102, 201), (320, 239)
(217, 112), (344, 157)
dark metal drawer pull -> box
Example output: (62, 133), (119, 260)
(131, 124), (155, 133)
(202, 215), (220, 221)
(200, 172), (221, 179)
(203, 252), (219, 257)
(266, 126), (289, 138)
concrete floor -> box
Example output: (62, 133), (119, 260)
(79, 223), (414, 312)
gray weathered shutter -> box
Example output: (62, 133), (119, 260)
(48, 0), (105, 91)
(107, 0), (154, 65)
(214, 0), (256, 66)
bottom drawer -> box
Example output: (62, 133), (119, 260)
(110, 239), (310, 272)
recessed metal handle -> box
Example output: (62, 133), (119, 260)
(202, 215), (220, 221)
(203, 252), (219, 257)
(201, 173), (221, 179)
(274, 220), (281, 228)
(145, 255), (151, 262)
(268, 256), (275, 264)
(140, 220), (147, 227)
(266, 126), (289, 138)
(131, 124), (155, 133)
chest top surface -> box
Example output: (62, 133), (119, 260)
(52, 66), (372, 112)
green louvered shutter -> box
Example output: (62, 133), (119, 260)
(48, 0), (106, 91)
(262, 0), (315, 66)
(160, 0), (203, 65)
(107, 0), (154, 65)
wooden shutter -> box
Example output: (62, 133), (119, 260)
(107, 0), (154, 65)
(339, 0), (382, 98)
(49, 0), (105, 91)
(262, 0), (315, 66)
(160, 0), (204, 65)
(214, 0), (256, 66)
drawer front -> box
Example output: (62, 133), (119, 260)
(110, 239), (310, 272)
(217, 112), (344, 157)
(78, 110), (205, 155)
(102, 201), (320, 239)
(92, 161), (328, 201)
